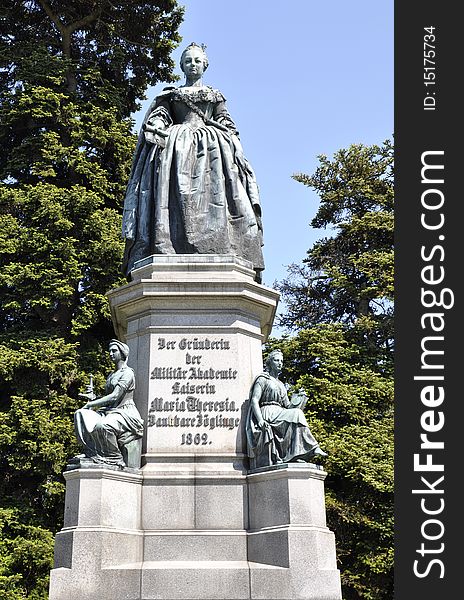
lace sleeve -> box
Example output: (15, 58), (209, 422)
(146, 100), (173, 129)
(213, 101), (239, 137)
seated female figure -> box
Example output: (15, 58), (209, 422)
(73, 340), (143, 468)
(246, 350), (327, 469)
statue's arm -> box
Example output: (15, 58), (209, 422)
(83, 373), (132, 410)
(213, 100), (262, 228)
(143, 98), (173, 146)
(250, 379), (266, 429)
(213, 101), (239, 137)
(282, 393), (291, 409)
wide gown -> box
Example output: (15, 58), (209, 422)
(246, 373), (319, 467)
(74, 366), (143, 467)
(122, 86), (264, 281)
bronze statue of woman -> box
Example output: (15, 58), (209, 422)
(73, 340), (143, 468)
(246, 350), (327, 468)
(122, 43), (264, 282)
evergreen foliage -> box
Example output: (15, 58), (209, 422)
(272, 141), (394, 599)
(280, 141), (394, 375)
(0, 2), (183, 596)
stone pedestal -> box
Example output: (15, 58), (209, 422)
(49, 256), (341, 600)
(50, 467), (143, 599)
(247, 464), (342, 600)
(106, 254), (278, 468)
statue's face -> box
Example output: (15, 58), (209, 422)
(182, 47), (206, 79)
(109, 344), (122, 363)
(269, 353), (283, 372)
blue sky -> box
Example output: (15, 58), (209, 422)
(133, 0), (393, 327)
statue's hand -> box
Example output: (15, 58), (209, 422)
(154, 133), (167, 148)
(78, 374), (96, 408)
(82, 397), (102, 410)
(144, 123), (168, 148)
(258, 419), (267, 430)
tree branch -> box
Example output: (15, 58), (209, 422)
(37, 0), (106, 92)
(67, 6), (105, 34)
(37, 0), (105, 38)
(37, 0), (66, 36)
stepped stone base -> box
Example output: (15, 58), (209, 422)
(49, 464), (341, 600)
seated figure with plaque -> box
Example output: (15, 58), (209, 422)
(246, 349), (327, 469)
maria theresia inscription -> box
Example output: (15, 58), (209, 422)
(148, 337), (240, 447)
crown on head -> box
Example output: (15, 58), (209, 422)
(186, 42), (207, 52)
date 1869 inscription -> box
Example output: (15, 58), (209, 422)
(147, 337), (241, 448)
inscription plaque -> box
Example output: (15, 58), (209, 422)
(146, 335), (244, 454)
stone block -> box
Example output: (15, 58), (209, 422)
(140, 561), (252, 600)
(247, 528), (290, 568)
(247, 464), (327, 530)
(107, 255), (279, 460)
(63, 467), (143, 530)
(249, 560), (342, 600)
(246, 465), (342, 599)
(142, 479), (196, 530)
(143, 531), (248, 562)
(141, 471), (248, 532)
(49, 565), (142, 600)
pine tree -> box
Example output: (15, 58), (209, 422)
(0, 2), (183, 596)
(272, 141), (394, 599)
(279, 141), (394, 375)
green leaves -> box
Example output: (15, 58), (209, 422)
(0, 507), (54, 599)
(0, 183), (125, 333)
(280, 141), (394, 376)
(294, 141), (394, 228)
(0, 335), (79, 385)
